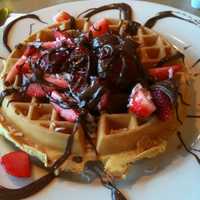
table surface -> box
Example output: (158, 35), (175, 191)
(0, 0), (200, 16)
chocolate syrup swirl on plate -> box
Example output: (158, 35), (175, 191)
(177, 132), (200, 165)
(144, 10), (200, 29)
(191, 58), (200, 68)
(3, 14), (47, 52)
(78, 3), (132, 21)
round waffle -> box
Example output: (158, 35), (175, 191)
(0, 16), (190, 179)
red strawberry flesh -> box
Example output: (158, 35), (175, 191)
(151, 88), (172, 121)
(90, 18), (109, 37)
(1, 151), (31, 178)
(53, 11), (71, 23)
(148, 64), (182, 81)
(51, 91), (79, 122)
(26, 83), (53, 97)
(128, 84), (156, 118)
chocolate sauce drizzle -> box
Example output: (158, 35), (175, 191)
(144, 10), (200, 29)
(29, 23), (35, 36)
(84, 161), (127, 200)
(3, 14), (47, 52)
(155, 51), (184, 67)
(177, 131), (200, 165)
(0, 56), (5, 60)
(191, 58), (200, 68)
(187, 114), (200, 118)
(78, 3), (132, 21)
(183, 45), (192, 50)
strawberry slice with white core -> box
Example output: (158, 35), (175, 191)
(128, 83), (156, 118)
(90, 18), (109, 37)
(53, 11), (71, 23)
(51, 91), (79, 122)
(0, 151), (31, 178)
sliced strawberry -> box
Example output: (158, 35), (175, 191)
(0, 151), (31, 178)
(5, 46), (36, 83)
(44, 75), (68, 88)
(128, 83), (156, 118)
(90, 18), (109, 37)
(151, 88), (173, 121)
(21, 62), (31, 73)
(5, 56), (26, 83)
(23, 46), (37, 57)
(26, 83), (53, 97)
(148, 64), (182, 80)
(51, 91), (79, 122)
(53, 11), (71, 23)
(98, 92), (109, 111)
(41, 41), (60, 49)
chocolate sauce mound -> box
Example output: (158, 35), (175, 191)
(92, 33), (142, 91)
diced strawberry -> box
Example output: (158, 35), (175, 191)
(0, 151), (31, 178)
(53, 11), (71, 23)
(128, 83), (156, 118)
(90, 18), (109, 37)
(148, 64), (182, 80)
(51, 91), (79, 122)
(44, 75), (68, 88)
(26, 83), (53, 97)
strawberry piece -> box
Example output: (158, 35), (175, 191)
(21, 62), (31, 73)
(5, 56), (27, 83)
(148, 64), (182, 81)
(90, 18), (109, 37)
(26, 83), (53, 97)
(1, 151), (31, 178)
(151, 88), (172, 121)
(41, 41), (60, 49)
(98, 92), (109, 111)
(128, 83), (156, 118)
(44, 75), (68, 88)
(23, 46), (37, 57)
(53, 103), (79, 122)
(53, 31), (66, 41)
(5, 46), (36, 83)
(51, 91), (79, 122)
(53, 11), (71, 23)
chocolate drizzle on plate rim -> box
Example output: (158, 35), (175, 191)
(3, 14), (47, 52)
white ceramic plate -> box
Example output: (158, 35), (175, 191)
(0, 0), (200, 199)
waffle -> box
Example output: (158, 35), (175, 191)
(0, 17), (190, 178)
